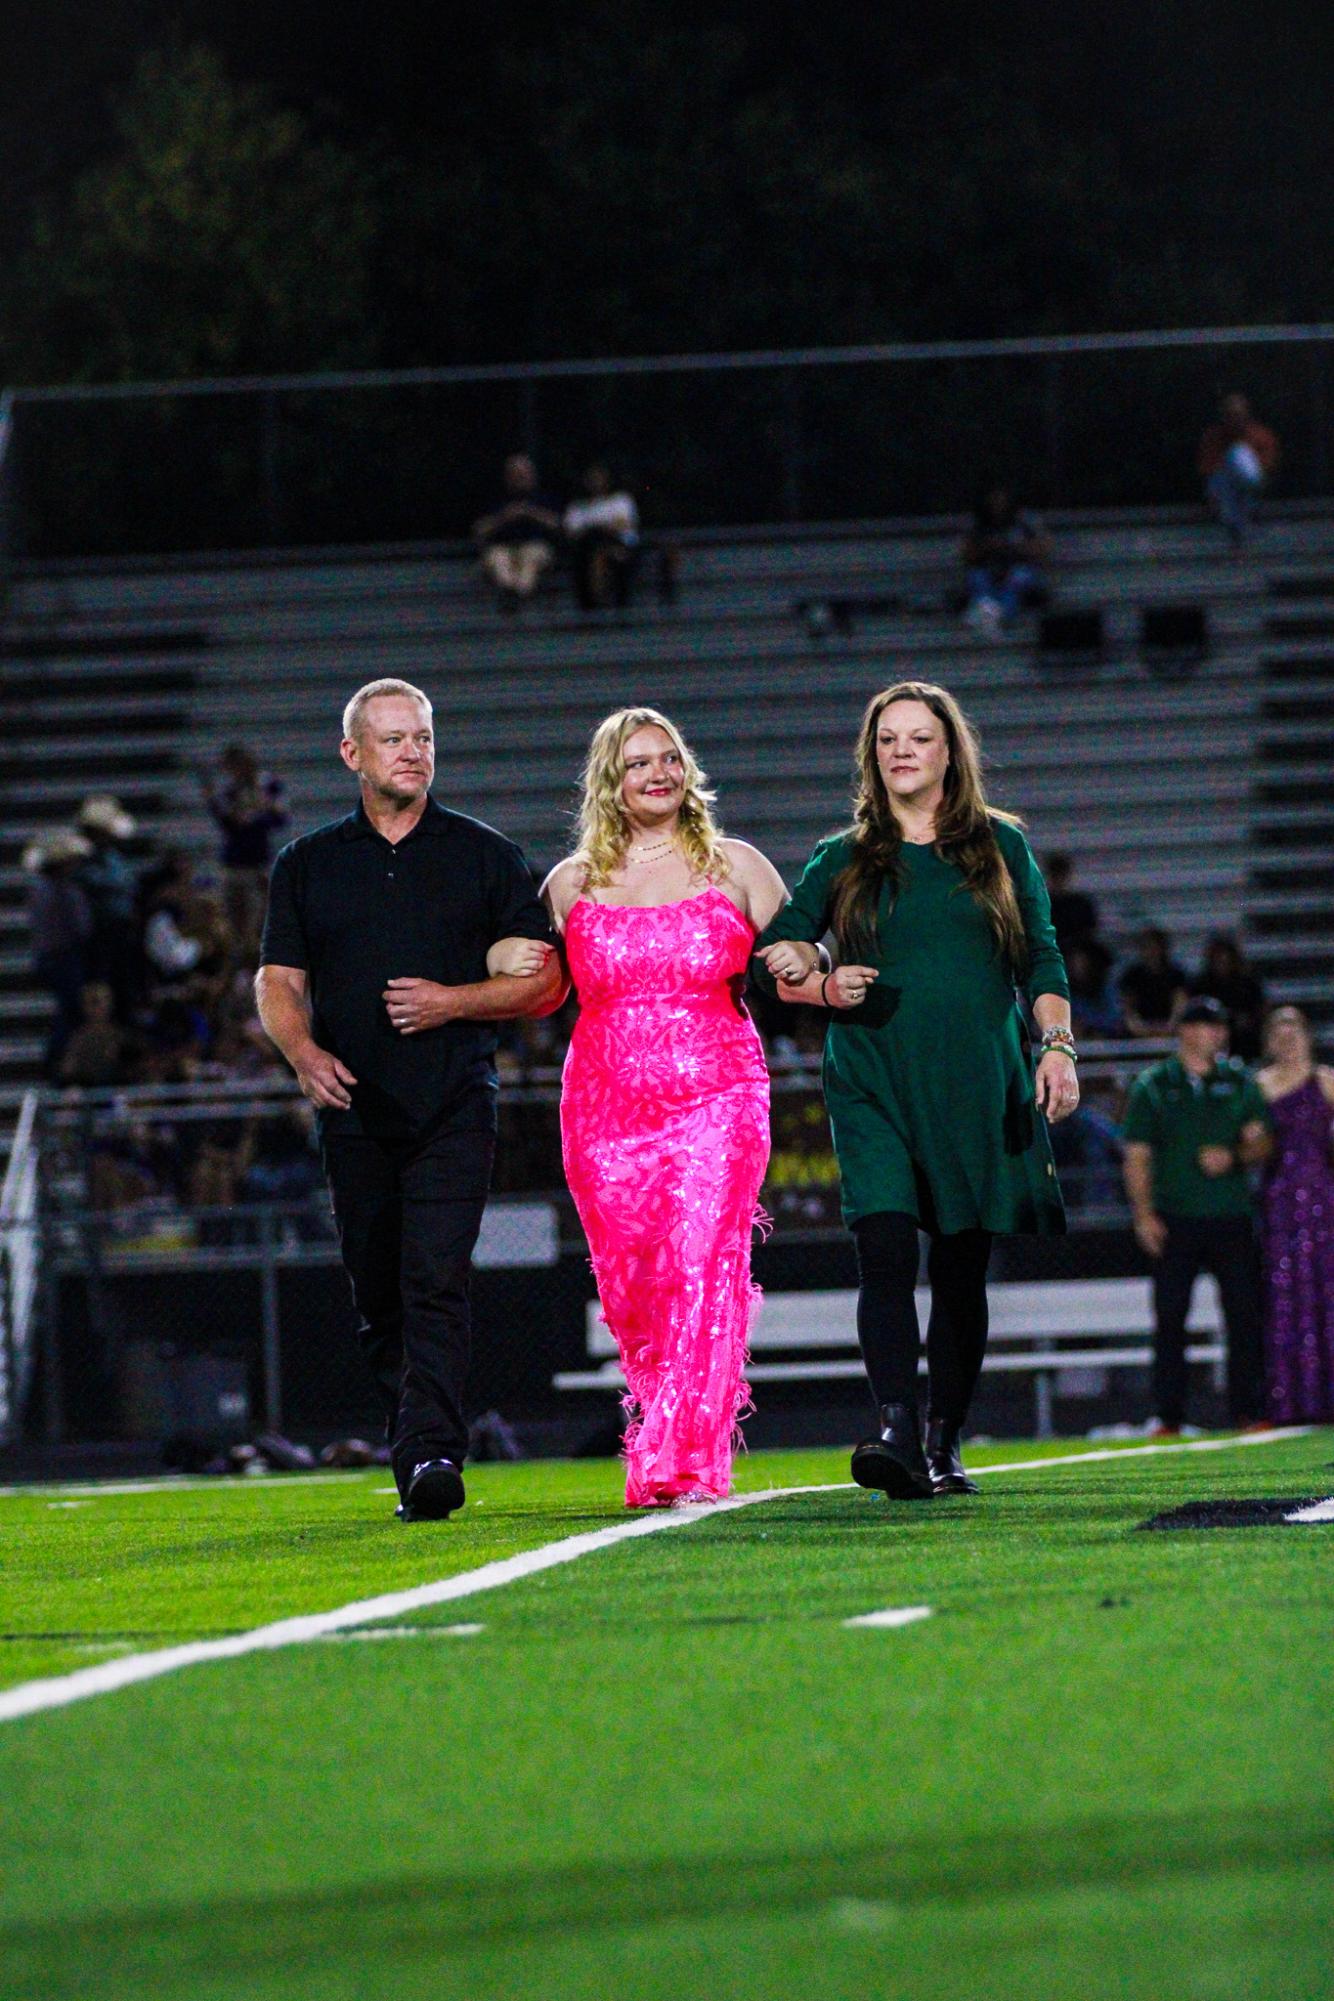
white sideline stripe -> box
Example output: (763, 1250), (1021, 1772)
(0, 1470), (376, 1500)
(967, 1427), (1312, 1478)
(843, 1605), (933, 1631)
(0, 1432), (1310, 1725)
(0, 1484), (846, 1725)
(1285, 1497), (1334, 1523)
(0, 1428), (1313, 1502)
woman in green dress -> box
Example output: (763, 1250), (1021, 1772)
(754, 681), (1080, 1497)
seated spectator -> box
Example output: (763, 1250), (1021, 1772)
(472, 453), (562, 611)
(1065, 938), (1124, 1040)
(1190, 931), (1267, 1061)
(1198, 392), (1279, 547)
(24, 828), (93, 1074)
(563, 462), (640, 611)
(142, 853), (234, 1009)
(59, 981), (138, 1088)
(1117, 925), (1189, 1038)
(961, 485), (1052, 635)
(1044, 852), (1101, 953)
(202, 745), (288, 960)
(74, 795), (144, 1020)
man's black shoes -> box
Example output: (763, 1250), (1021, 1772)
(395, 1458), (466, 1522)
(850, 1402), (934, 1500)
(925, 1418), (980, 1496)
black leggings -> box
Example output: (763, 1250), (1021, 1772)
(852, 1210), (993, 1426)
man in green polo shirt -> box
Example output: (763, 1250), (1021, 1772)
(1122, 996), (1273, 1433)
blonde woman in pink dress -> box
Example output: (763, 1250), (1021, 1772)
(493, 708), (787, 1506)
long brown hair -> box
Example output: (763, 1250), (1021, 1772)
(829, 681), (1026, 971)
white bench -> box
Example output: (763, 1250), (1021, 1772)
(554, 1276), (1226, 1436)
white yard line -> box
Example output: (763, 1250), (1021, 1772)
(0, 1430), (1313, 1725)
(0, 1484), (846, 1725)
(843, 1606), (933, 1631)
(967, 1427), (1312, 1476)
(0, 1427), (1312, 1502)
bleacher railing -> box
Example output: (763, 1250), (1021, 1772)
(2, 324), (1332, 562)
(4, 1047), (1161, 1445)
(0, 1089), (39, 1443)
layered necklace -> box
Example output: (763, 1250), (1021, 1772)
(626, 835), (677, 866)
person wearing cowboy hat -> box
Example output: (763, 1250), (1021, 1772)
(1122, 995), (1274, 1434)
(74, 794), (142, 1018)
(24, 828), (94, 1072)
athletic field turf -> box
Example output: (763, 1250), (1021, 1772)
(1, 1429), (1331, 2000)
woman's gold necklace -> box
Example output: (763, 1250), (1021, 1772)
(626, 836), (677, 866)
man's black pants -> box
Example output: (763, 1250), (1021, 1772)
(322, 1099), (496, 1494)
(1153, 1213), (1264, 1427)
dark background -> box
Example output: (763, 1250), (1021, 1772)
(2, 2), (1331, 387)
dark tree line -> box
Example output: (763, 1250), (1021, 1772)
(1, 1), (1331, 385)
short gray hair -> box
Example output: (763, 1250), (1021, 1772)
(342, 678), (432, 742)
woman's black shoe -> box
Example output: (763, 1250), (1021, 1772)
(850, 1402), (933, 1500)
(925, 1419), (980, 1495)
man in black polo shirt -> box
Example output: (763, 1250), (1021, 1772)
(1122, 996), (1272, 1434)
(256, 678), (563, 1521)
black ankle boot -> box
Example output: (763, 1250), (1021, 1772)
(850, 1401), (933, 1500)
(925, 1418), (980, 1495)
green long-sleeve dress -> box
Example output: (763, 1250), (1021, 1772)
(754, 817), (1068, 1236)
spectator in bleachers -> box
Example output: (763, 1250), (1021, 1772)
(563, 462), (640, 611)
(472, 453), (563, 611)
(1198, 392), (1279, 547)
(1256, 1005), (1334, 1424)
(1065, 937), (1124, 1040)
(59, 980), (138, 1088)
(142, 851), (233, 1003)
(202, 745), (289, 961)
(1043, 852), (1100, 953)
(75, 793), (144, 1020)
(960, 485), (1052, 636)
(1122, 996), (1272, 1434)
(25, 828), (93, 1074)
(1189, 931), (1267, 1063)
(1117, 925), (1188, 1037)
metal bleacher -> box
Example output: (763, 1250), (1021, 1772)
(1, 501), (1332, 1089)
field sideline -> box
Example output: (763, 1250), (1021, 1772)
(2, 1430), (1331, 2000)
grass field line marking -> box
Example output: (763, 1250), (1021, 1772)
(0, 1469), (377, 1500)
(842, 1605), (933, 1630)
(0, 1428), (1312, 1502)
(968, 1427), (1313, 1477)
(316, 1624), (488, 1640)
(1284, 1497), (1334, 1523)
(0, 1430), (1311, 1725)
(0, 1483), (847, 1726)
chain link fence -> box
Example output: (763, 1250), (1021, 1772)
(4, 326), (1331, 562)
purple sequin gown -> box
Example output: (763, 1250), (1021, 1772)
(1260, 1076), (1334, 1422)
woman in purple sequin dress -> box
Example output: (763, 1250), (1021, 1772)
(1257, 1006), (1334, 1422)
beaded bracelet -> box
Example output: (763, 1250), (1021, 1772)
(1040, 1029), (1078, 1063)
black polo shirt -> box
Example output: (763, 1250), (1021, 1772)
(259, 796), (554, 1138)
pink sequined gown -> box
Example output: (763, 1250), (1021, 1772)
(561, 887), (771, 1506)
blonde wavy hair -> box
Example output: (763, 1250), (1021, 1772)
(573, 707), (728, 887)
(830, 680), (1027, 972)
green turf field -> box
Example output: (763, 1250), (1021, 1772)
(1, 1431), (1331, 2000)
